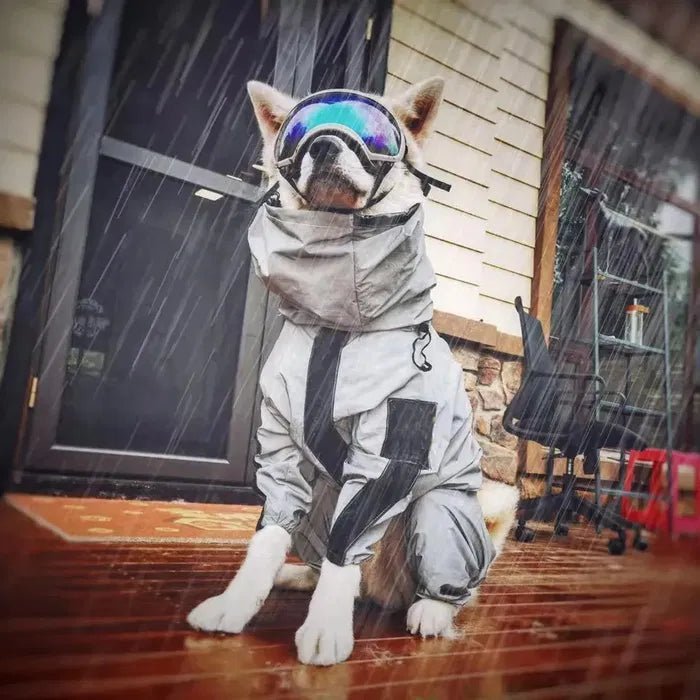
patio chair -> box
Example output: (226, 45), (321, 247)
(504, 297), (648, 554)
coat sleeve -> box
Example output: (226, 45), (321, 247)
(325, 397), (437, 567)
(255, 397), (312, 534)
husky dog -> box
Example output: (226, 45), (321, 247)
(188, 77), (519, 666)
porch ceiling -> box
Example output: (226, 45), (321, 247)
(605, 0), (700, 69)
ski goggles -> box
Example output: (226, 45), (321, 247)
(274, 90), (406, 168)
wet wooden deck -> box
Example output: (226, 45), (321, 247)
(1, 502), (699, 699)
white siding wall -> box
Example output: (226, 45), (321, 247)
(0, 1), (65, 379)
(388, 0), (700, 335)
(0, 0), (66, 204)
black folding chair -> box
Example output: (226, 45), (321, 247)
(504, 297), (648, 554)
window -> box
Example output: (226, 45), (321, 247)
(551, 32), (699, 450)
(106, 0), (278, 180)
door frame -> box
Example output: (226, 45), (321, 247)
(10, 0), (392, 492)
(237, 0), (392, 484)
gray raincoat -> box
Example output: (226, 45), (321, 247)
(247, 203), (495, 605)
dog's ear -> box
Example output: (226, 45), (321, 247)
(247, 81), (296, 144)
(391, 77), (444, 143)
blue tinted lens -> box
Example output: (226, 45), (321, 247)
(276, 94), (402, 162)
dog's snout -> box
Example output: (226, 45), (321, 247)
(308, 135), (342, 162)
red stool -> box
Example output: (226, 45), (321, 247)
(622, 448), (700, 536)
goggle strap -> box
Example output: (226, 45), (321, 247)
(259, 159), (452, 211)
(403, 161), (452, 196)
(256, 181), (280, 207)
(366, 161), (393, 206)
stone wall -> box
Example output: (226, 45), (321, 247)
(449, 339), (522, 486)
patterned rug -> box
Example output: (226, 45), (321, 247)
(5, 493), (261, 544)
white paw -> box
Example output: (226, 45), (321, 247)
(406, 599), (457, 639)
(187, 525), (291, 634)
(295, 612), (354, 666)
(187, 575), (274, 634)
(187, 593), (248, 633)
(295, 560), (359, 666)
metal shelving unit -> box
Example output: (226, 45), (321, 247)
(577, 188), (675, 534)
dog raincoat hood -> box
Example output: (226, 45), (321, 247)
(248, 203), (436, 330)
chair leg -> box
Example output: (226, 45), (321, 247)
(515, 457), (584, 542)
(568, 494), (623, 553)
(603, 450), (630, 549)
(593, 469), (604, 533)
(515, 522), (536, 542)
(553, 461), (578, 536)
(579, 448), (628, 540)
(632, 526), (649, 551)
(573, 488), (651, 555)
(518, 484), (570, 522)
(545, 446), (556, 496)
(515, 482), (567, 543)
(607, 529), (627, 555)
(515, 448), (651, 554)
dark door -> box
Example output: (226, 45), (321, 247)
(56, 161), (252, 463)
(25, 0), (277, 484)
(22, 0), (391, 489)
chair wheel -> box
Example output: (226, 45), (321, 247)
(515, 525), (535, 542)
(608, 538), (626, 555)
(633, 533), (649, 551)
(554, 523), (569, 536)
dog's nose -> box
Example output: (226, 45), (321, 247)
(308, 135), (342, 162)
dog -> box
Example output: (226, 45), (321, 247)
(187, 77), (519, 666)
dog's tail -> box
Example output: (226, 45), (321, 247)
(478, 478), (519, 555)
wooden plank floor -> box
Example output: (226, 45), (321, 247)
(1, 502), (699, 699)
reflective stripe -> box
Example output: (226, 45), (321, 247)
(326, 398), (436, 565)
(304, 328), (350, 483)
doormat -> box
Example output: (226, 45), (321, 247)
(5, 493), (261, 544)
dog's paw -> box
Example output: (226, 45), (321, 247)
(187, 590), (261, 634)
(187, 593), (247, 633)
(295, 613), (354, 666)
(406, 599), (457, 639)
(187, 580), (268, 634)
(294, 560), (359, 665)
(188, 525), (291, 634)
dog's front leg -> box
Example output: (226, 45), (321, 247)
(187, 524), (290, 633)
(295, 558), (360, 666)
